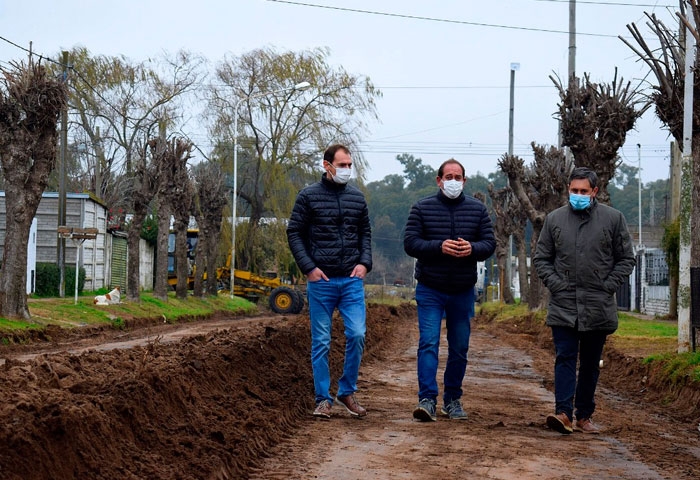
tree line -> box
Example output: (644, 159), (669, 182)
(0, 1), (697, 320)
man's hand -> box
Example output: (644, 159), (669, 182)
(442, 238), (472, 258)
(350, 264), (367, 279)
(306, 267), (329, 282)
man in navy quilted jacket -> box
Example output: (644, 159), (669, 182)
(287, 144), (372, 420)
(404, 158), (495, 421)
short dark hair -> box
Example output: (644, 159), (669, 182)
(323, 144), (351, 163)
(437, 158), (465, 178)
(568, 167), (598, 189)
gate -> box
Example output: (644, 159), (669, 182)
(110, 235), (127, 290)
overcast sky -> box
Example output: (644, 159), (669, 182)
(0, 0), (681, 184)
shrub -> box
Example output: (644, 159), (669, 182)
(35, 262), (86, 297)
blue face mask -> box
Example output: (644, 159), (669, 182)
(569, 193), (591, 211)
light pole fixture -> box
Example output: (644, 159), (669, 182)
(230, 80), (311, 296)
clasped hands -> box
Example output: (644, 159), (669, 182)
(442, 238), (472, 258)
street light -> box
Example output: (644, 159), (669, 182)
(230, 80), (311, 296)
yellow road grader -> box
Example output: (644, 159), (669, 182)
(167, 231), (305, 314)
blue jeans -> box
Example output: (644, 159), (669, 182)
(306, 276), (366, 405)
(415, 282), (475, 404)
(551, 326), (608, 420)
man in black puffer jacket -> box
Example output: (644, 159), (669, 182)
(404, 158), (495, 422)
(287, 144), (372, 420)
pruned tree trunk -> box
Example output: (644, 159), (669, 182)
(515, 233), (529, 304)
(487, 185), (515, 303)
(126, 210), (145, 301)
(126, 148), (159, 302)
(498, 145), (572, 310)
(192, 161), (229, 296)
(551, 70), (647, 205)
(154, 204), (171, 299)
(0, 60), (67, 319)
(174, 220), (189, 299)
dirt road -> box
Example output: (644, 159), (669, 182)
(249, 320), (698, 480)
(0, 304), (698, 479)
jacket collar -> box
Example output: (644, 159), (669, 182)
(568, 197), (598, 214)
(321, 174), (347, 191)
(437, 188), (464, 204)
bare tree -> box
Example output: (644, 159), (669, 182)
(59, 48), (204, 214)
(191, 161), (228, 297)
(499, 144), (573, 309)
(209, 46), (381, 273)
(621, 2), (700, 315)
(0, 59), (67, 319)
(487, 186), (516, 304)
(126, 145), (159, 302)
(165, 138), (194, 299)
(146, 135), (196, 300)
(551, 70), (648, 205)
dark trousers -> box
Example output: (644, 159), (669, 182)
(551, 326), (608, 421)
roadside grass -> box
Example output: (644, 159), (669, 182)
(1, 292), (257, 330)
(365, 284), (414, 306)
(612, 312), (678, 356)
(479, 302), (699, 385)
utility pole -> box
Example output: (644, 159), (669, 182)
(678, 14), (694, 352)
(57, 51), (69, 298)
(569, 0), (576, 79)
(562, 0), (576, 162)
(637, 143), (642, 247)
(506, 62), (519, 302)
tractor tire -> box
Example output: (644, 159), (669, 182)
(291, 289), (305, 314)
(269, 286), (297, 314)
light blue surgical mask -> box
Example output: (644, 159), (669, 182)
(569, 193), (591, 211)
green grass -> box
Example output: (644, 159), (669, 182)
(644, 350), (700, 383)
(1, 291), (257, 328)
(364, 284), (414, 306)
(615, 313), (677, 338)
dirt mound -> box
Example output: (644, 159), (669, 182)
(0, 304), (411, 479)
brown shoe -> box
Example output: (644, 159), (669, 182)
(546, 412), (573, 434)
(313, 400), (332, 419)
(336, 394), (367, 417)
(575, 417), (600, 434)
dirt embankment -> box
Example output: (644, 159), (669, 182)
(0, 303), (698, 479)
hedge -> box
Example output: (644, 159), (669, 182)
(35, 262), (86, 297)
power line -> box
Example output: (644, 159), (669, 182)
(535, 0), (672, 6)
(266, 0), (624, 38)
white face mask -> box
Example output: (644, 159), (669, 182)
(331, 167), (352, 184)
(442, 179), (463, 199)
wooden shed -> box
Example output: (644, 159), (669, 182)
(0, 192), (109, 291)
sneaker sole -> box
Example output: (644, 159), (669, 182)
(574, 424), (601, 434)
(546, 415), (573, 434)
(440, 407), (468, 420)
(413, 407), (436, 422)
(335, 397), (367, 418)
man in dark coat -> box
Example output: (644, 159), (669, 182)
(534, 167), (635, 434)
(287, 144), (372, 419)
(404, 158), (496, 421)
